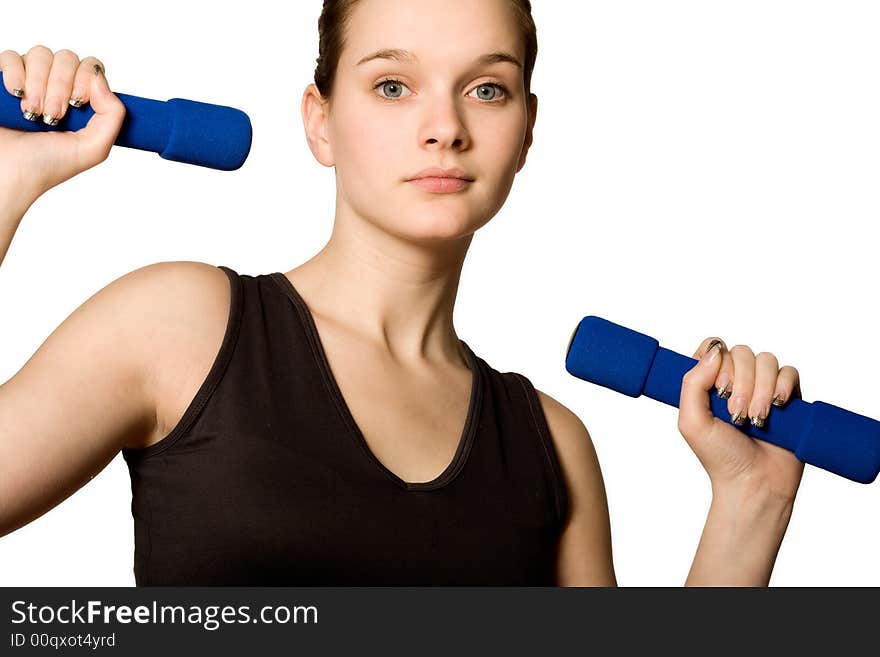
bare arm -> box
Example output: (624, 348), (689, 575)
(538, 389), (794, 587)
(0, 262), (199, 537)
(0, 47), (173, 538)
(678, 338), (804, 585)
(0, 186), (35, 267)
(686, 482), (794, 586)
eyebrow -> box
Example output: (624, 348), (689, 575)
(356, 48), (522, 69)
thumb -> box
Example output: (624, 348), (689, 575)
(679, 339), (724, 431)
(76, 64), (126, 166)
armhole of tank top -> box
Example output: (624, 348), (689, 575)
(512, 372), (570, 529)
(121, 265), (244, 463)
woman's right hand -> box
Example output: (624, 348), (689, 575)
(0, 46), (126, 203)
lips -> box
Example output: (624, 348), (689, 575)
(406, 166), (475, 182)
(408, 177), (472, 193)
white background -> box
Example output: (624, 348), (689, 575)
(0, 1), (877, 586)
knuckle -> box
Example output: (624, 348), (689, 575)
(27, 44), (53, 57)
(757, 351), (779, 365)
(54, 48), (79, 60)
(729, 344), (753, 357)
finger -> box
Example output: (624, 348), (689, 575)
(0, 50), (26, 98)
(678, 338), (724, 438)
(42, 49), (80, 125)
(714, 344), (735, 401)
(772, 365), (801, 406)
(692, 335), (735, 401)
(726, 344), (755, 425)
(72, 63), (126, 170)
(747, 351), (779, 428)
(693, 336), (728, 359)
(70, 56), (104, 109)
(20, 45), (53, 120)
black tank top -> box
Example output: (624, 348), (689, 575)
(121, 266), (569, 585)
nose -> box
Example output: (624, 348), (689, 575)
(419, 99), (470, 150)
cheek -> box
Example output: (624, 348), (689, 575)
(333, 110), (405, 177)
(479, 114), (528, 172)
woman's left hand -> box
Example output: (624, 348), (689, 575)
(678, 337), (805, 501)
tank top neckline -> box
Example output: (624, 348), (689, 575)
(269, 271), (483, 492)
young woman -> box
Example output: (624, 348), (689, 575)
(0, 0), (804, 585)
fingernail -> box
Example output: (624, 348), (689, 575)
(716, 376), (732, 399)
(12, 88), (24, 98)
(69, 87), (86, 107)
(22, 110), (40, 121)
(772, 394), (785, 407)
(730, 398), (747, 425)
(750, 415), (765, 428)
(704, 339), (723, 363)
(731, 411), (747, 426)
(42, 114), (59, 126)
(93, 63), (104, 76)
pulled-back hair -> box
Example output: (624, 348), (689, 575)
(313, 0), (537, 101)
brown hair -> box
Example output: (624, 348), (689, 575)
(313, 0), (537, 102)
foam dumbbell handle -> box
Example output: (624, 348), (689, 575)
(0, 71), (252, 171)
(565, 315), (880, 484)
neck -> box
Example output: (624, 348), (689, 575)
(285, 209), (473, 367)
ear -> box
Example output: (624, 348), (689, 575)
(302, 83), (335, 167)
(515, 92), (538, 173)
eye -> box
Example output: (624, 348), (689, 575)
(372, 78), (509, 103)
(373, 78), (412, 100)
(467, 82), (508, 102)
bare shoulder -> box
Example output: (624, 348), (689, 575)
(0, 260), (230, 534)
(123, 260), (232, 450)
(534, 388), (617, 586)
(126, 260), (230, 332)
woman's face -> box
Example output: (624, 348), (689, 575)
(308, 0), (536, 244)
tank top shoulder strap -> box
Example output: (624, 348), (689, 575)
(122, 264), (244, 463)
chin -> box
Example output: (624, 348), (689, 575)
(388, 210), (482, 243)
